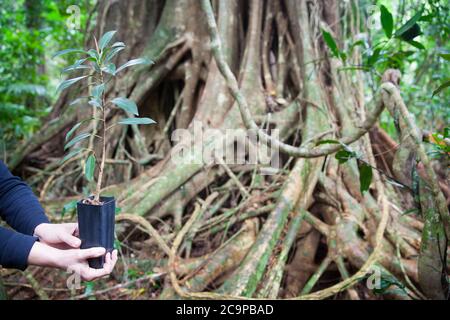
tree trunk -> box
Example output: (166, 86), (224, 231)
(8, 0), (449, 300)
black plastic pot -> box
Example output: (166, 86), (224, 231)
(77, 196), (115, 269)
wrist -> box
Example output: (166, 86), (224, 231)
(28, 241), (64, 269)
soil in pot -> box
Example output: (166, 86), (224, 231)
(77, 196), (115, 269)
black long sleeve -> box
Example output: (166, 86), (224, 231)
(0, 160), (49, 270)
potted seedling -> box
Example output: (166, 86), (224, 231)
(54, 31), (155, 268)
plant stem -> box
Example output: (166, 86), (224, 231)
(94, 72), (106, 203)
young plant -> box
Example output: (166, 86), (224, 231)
(55, 30), (155, 204)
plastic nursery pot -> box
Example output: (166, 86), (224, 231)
(77, 196), (115, 269)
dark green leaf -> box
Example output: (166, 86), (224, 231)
(380, 5), (394, 38)
(64, 132), (91, 150)
(358, 162), (373, 193)
(99, 30), (117, 51)
(118, 117), (156, 125)
(85, 154), (96, 182)
(52, 48), (85, 59)
(322, 29), (340, 58)
(368, 48), (381, 66)
(438, 53), (450, 61)
(115, 58), (152, 75)
(56, 75), (89, 93)
(371, 273), (406, 295)
(407, 40), (425, 50)
(335, 149), (356, 164)
(444, 127), (450, 139)
(111, 97), (138, 115)
(394, 7), (423, 40)
(432, 79), (450, 97)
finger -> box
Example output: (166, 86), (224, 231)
(110, 250), (118, 270)
(59, 232), (81, 248)
(65, 223), (79, 235)
(103, 252), (112, 272)
(82, 266), (111, 281)
(79, 247), (106, 260)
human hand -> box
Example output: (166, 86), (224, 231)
(28, 241), (118, 281)
(34, 223), (81, 249)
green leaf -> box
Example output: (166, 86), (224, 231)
(358, 162), (373, 194)
(407, 40), (425, 50)
(92, 83), (105, 99)
(438, 53), (450, 61)
(111, 97), (138, 115)
(89, 98), (102, 109)
(64, 132), (91, 150)
(118, 117), (156, 125)
(61, 200), (78, 217)
(394, 8), (423, 39)
(61, 59), (89, 74)
(99, 31), (117, 51)
(105, 46), (125, 62)
(322, 29), (340, 58)
(335, 149), (356, 164)
(316, 139), (340, 145)
(115, 58), (152, 75)
(56, 75), (89, 93)
(69, 97), (89, 106)
(87, 49), (99, 60)
(102, 63), (116, 75)
(66, 122), (82, 142)
(61, 148), (84, 164)
(432, 79), (450, 97)
(111, 42), (125, 48)
(85, 154), (96, 182)
(444, 127), (450, 139)
(368, 48), (381, 66)
(380, 5), (394, 38)
(52, 48), (85, 59)
(371, 273), (406, 295)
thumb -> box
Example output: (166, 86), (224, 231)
(59, 232), (81, 248)
(79, 247), (106, 260)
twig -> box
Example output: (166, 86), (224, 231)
(116, 214), (172, 257)
(73, 273), (163, 300)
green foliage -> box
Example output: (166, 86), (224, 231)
(380, 5), (394, 38)
(61, 200), (77, 218)
(322, 29), (347, 62)
(358, 161), (373, 194)
(318, 140), (374, 194)
(56, 30), (156, 187)
(337, 1), (450, 139)
(0, 0), (95, 153)
(427, 127), (450, 160)
(84, 154), (96, 182)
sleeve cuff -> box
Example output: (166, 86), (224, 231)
(0, 231), (37, 270)
(25, 214), (50, 236)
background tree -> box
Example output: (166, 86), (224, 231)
(1, 0), (449, 300)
